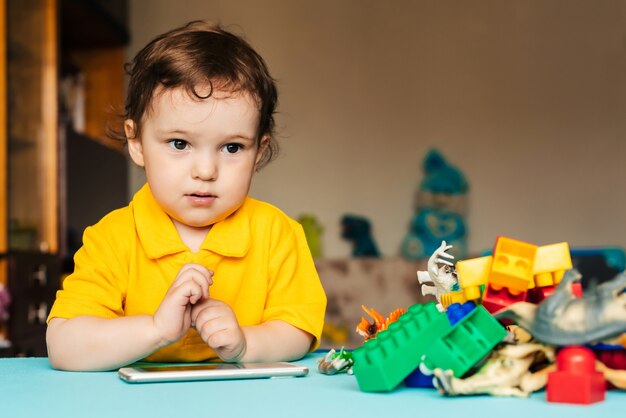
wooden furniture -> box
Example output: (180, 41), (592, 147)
(0, 0), (59, 357)
(316, 257), (431, 348)
(0, 0), (129, 356)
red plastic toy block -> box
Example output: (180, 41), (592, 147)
(547, 346), (606, 404)
(594, 348), (626, 370)
(526, 286), (553, 304)
(481, 284), (527, 314)
(526, 281), (583, 304)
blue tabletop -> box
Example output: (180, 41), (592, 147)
(1, 354), (624, 418)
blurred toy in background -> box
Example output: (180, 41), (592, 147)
(402, 149), (469, 261)
(321, 322), (349, 345)
(417, 241), (459, 311)
(570, 246), (626, 290)
(318, 347), (354, 375)
(356, 305), (406, 341)
(495, 269), (626, 346)
(297, 214), (323, 258)
(340, 214), (380, 257)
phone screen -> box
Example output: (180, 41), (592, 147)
(136, 363), (240, 373)
(118, 361), (308, 383)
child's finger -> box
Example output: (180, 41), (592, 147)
(178, 265), (214, 292)
(179, 263), (214, 285)
(187, 272), (210, 299)
(172, 266), (211, 292)
(190, 299), (217, 324)
(169, 279), (204, 306)
(191, 299), (230, 326)
(197, 317), (230, 345)
(186, 282), (205, 305)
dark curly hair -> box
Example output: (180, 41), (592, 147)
(109, 21), (279, 169)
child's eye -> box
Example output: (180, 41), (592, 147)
(168, 139), (189, 150)
(222, 143), (242, 154)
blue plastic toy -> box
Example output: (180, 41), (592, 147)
(340, 214), (380, 258)
(402, 149), (469, 260)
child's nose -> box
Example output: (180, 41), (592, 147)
(191, 155), (217, 181)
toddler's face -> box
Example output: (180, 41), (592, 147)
(127, 85), (266, 232)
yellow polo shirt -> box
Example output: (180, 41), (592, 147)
(48, 184), (327, 362)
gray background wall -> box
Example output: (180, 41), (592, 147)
(127, 0), (626, 258)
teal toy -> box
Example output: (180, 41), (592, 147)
(297, 214), (323, 258)
(402, 149), (469, 260)
(340, 214), (380, 258)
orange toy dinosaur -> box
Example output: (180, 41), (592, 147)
(356, 305), (406, 341)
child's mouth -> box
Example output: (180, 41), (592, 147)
(186, 193), (216, 205)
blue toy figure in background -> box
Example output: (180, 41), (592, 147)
(341, 214), (380, 258)
(402, 149), (469, 260)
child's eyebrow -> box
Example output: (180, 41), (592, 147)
(157, 128), (190, 135)
(225, 133), (256, 142)
(157, 128), (256, 142)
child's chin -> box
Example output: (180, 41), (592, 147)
(186, 220), (215, 230)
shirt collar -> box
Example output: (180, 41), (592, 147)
(133, 184), (251, 259)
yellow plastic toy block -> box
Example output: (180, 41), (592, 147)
(533, 242), (572, 288)
(490, 237), (537, 293)
(456, 256), (492, 301)
(440, 291), (467, 308)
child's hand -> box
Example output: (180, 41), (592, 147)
(191, 299), (246, 362)
(152, 263), (214, 347)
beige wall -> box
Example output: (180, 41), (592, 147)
(128, 0), (626, 259)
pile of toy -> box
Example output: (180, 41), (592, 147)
(318, 237), (626, 405)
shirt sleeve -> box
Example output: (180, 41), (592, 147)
(47, 222), (128, 323)
(262, 222), (327, 350)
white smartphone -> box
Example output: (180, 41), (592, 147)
(118, 362), (309, 383)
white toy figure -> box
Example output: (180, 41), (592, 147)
(317, 347), (354, 375)
(417, 241), (459, 311)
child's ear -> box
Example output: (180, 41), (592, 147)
(125, 120), (145, 167)
(255, 135), (271, 167)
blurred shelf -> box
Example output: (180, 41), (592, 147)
(60, 0), (129, 49)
